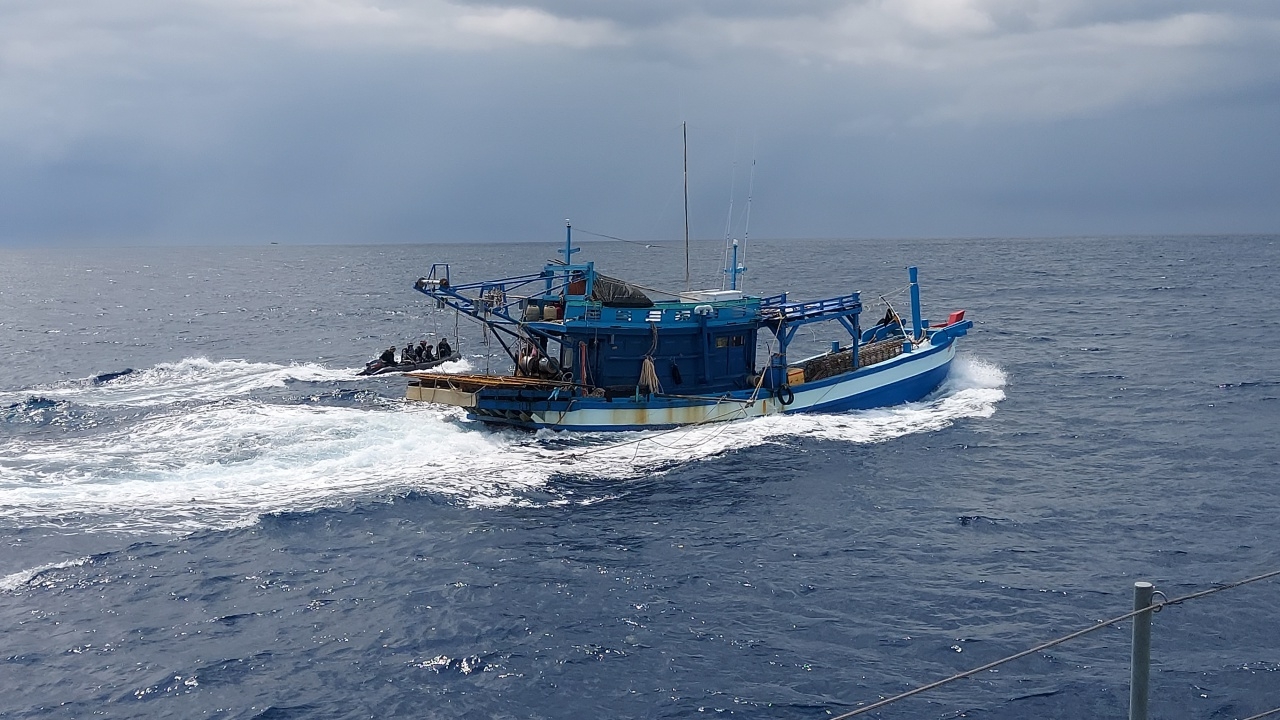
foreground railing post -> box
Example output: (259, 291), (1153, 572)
(1129, 581), (1155, 720)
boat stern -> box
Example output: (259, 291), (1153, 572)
(406, 382), (477, 407)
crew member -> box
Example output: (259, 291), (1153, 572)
(419, 340), (434, 362)
(402, 343), (417, 364)
(437, 337), (452, 358)
(380, 346), (398, 366)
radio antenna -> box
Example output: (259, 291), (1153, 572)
(683, 121), (690, 291)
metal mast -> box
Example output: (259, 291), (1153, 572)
(683, 122), (690, 291)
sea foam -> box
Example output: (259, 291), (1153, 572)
(0, 355), (1005, 534)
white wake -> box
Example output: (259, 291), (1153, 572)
(10, 358), (357, 407)
(0, 355), (1006, 535)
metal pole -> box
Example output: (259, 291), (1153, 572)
(907, 266), (923, 341)
(1129, 581), (1155, 720)
(683, 122), (690, 292)
(730, 240), (739, 290)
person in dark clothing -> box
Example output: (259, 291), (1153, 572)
(379, 346), (398, 366)
(437, 338), (452, 359)
(419, 340), (434, 362)
(402, 343), (417, 365)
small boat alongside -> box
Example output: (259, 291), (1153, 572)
(401, 225), (972, 431)
(358, 353), (461, 377)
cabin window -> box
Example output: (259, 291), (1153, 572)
(716, 335), (746, 348)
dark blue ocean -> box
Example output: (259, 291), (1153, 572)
(2, 235), (1277, 719)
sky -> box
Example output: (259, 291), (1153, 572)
(2, 0), (1278, 246)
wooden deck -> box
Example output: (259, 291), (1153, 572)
(404, 372), (571, 392)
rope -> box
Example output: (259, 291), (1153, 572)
(639, 357), (662, 394)
(575, 227), (664, 248)
(875, 296), (908, 338)
(829, 568), (1280, 720)
(481, 311), (491, 374)
(637, 324), (663, 393)
(1155, 567), (1280, 609)
(646, 368), (773, 451)
(875, 283), (912, 302)
(552, 397), (576, 426)
(664, 370), (772, 448)
(1242, 708), (1280, 720)
(548, 257), (684, 298)
(565, 368), (772, 462)
(640, 395), (734, 451)
(559, 337), (777, 462)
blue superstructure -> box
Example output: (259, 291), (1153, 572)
(405, 224), (973, 430)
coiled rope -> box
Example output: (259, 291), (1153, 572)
(638, 323), (663, 394)
(830, 567), (1280, 720)
(638, 357), (662, 394)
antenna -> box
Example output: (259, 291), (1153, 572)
(683, 122), (690, 292)
(739, 153), (756, 290)
(721, 155), (737, 290)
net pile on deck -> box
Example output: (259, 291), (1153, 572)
(799, 338), (907, 384)
(858, 338), (906, 367)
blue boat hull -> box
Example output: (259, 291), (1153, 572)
(436, 338), (959, 432)
(406, 237), (974, 433)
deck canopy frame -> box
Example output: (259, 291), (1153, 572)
(413, 255), (598, 366)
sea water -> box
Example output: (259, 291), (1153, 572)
(0, 236), (1277, 718)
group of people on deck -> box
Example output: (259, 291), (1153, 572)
(379, 338), (452, 367)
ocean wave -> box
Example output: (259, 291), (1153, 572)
(0, 355), (1005, 535)
(0, 556), (91, 593)
(564, 354), (1007, 457)
(8, 357), (359, 408)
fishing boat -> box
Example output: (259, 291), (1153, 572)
(402, 224), (972, 431)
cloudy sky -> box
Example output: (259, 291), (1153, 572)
(2, 0), (1278, 245)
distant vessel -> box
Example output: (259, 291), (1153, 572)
(402, 225), (972, 431)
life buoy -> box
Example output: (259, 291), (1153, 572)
(776, 384), (794, 406)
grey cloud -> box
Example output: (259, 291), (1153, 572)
(0, 0), (1277, 245)
(445, 0), (842, 27)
